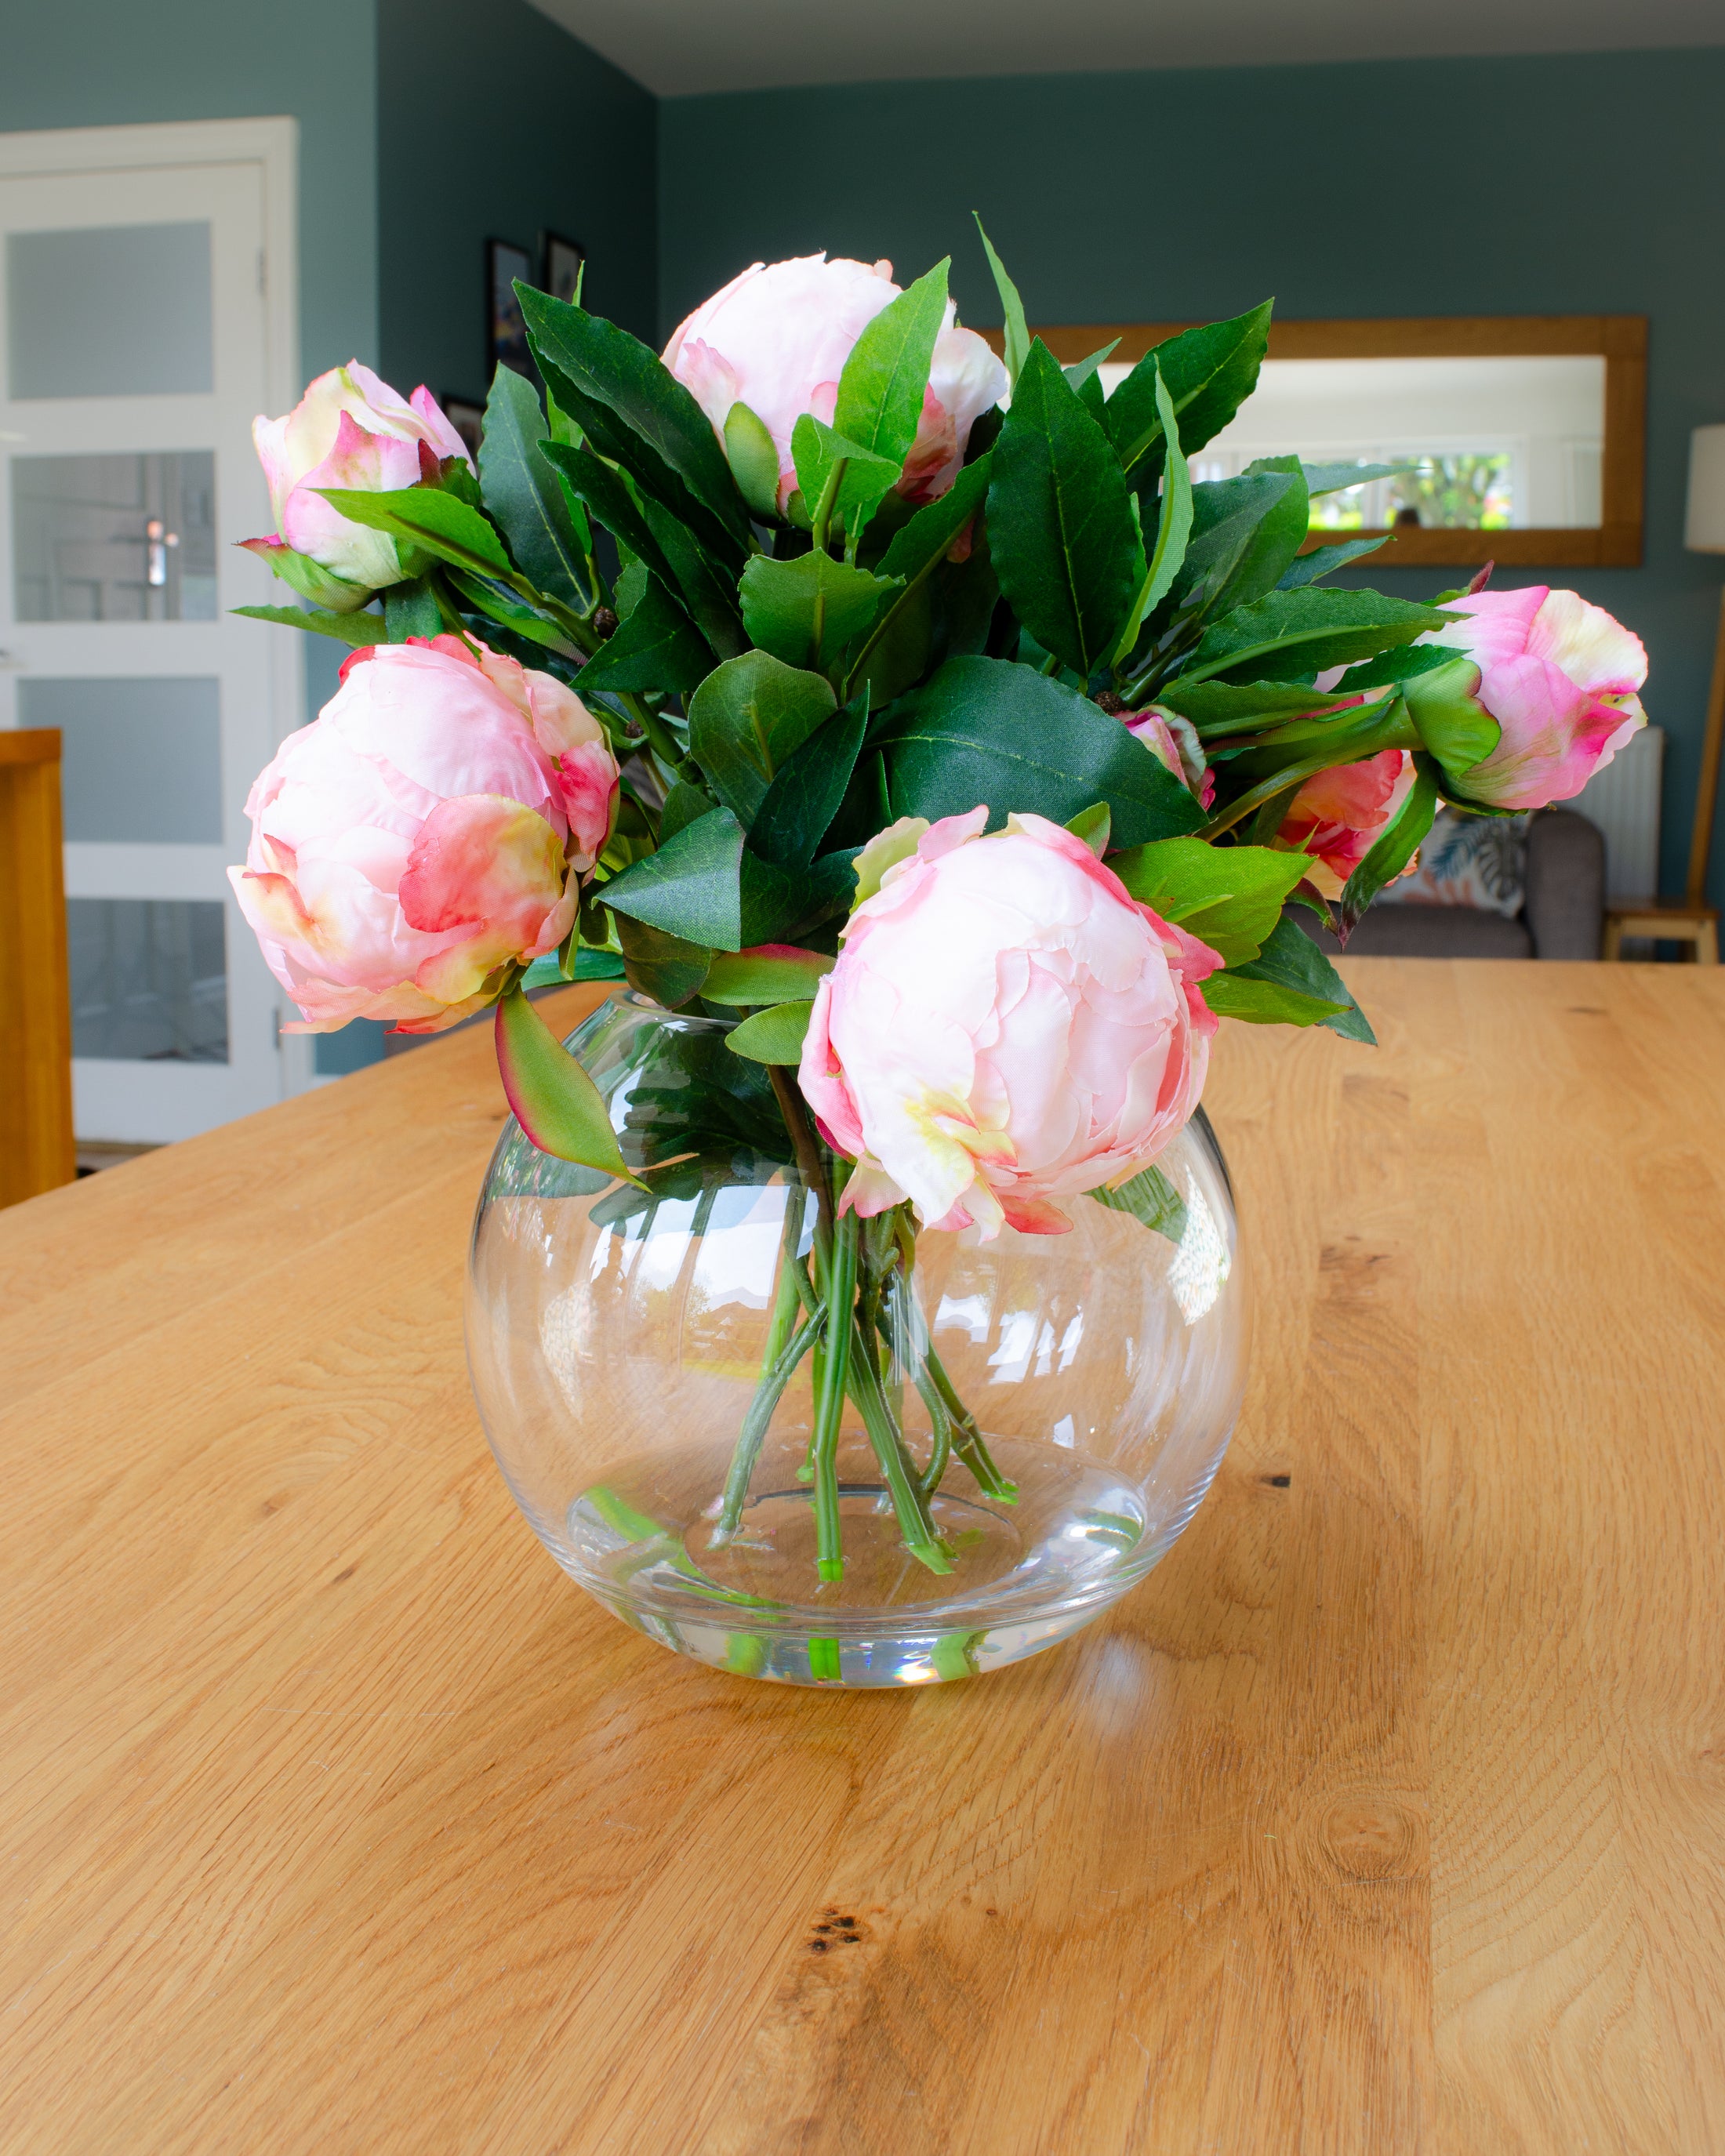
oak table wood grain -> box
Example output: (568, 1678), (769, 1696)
(3, 960), (1722, 2155)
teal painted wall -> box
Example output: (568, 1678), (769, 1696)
(660, 49), (1725, 904)
(376, 0), (657, 404)
(2, 0), (380, 384)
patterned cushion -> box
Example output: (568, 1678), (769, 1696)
(1379, 807), (1531, 916)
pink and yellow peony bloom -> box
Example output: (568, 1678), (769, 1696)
(1275, 750), (1416, 899)
(228, 637), (617, 1035)
(242, 364), (472, 605)
(663, 254), (1008, 516)
(1125, 706), (1216, 809)
(1410, 586), (1647, 810)
(797, 810), (1219, 1240)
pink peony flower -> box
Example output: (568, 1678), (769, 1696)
(797, 810), (1219, 1240)
(1275, 750), (1416, 899)
(1411, 586), (1647, 810)
(663, 254), (1008, 516)
(242, 363), (472, 602)
(1125, 706), (1216, 809)
(228, 637), (617, 1035)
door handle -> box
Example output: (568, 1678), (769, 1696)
(146, 518), (180, 587)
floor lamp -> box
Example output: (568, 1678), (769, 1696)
(1603, 425), (1725, 962)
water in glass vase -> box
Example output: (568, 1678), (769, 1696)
(466, 996), (1249, 1686)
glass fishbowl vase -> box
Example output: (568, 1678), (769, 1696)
(465, 995), (1250, 1687)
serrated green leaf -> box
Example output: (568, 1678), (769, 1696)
(1170, 473), (1300, 622)
(233, 603), (380, 648)
(495, 987), (640, 1179)
(1109, 836), (1309, 965)
(725, 1002), (815, 1065)
(518, 286), (750, 552)
(635, 492), (747, 659)
(687, 652), (837, 825)
(1106, 302), (1274, 477)
(1088, 1163), (1188, 1242)
(1179, 588), (1453, 688)
(750, 702), (867, 867)
(989, 339), (1142, 678)
(659, 779), (714, 844)
(613, 914), (712, 1007)
(601, 805), (746, 949)
(316, 486), (512, 579)
(480, 365), (591, 608)
(874, 655), (1206, 847)
(739, 553), (895, 674)
(577, 573), (714, 694)
(540, 437), (677, 593)
(974, 216), (1029, 386)
(833, 260), (950, 466)
(703, 946), (835, 1005)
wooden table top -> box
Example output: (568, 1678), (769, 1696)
(5, 960), (1723, 2155)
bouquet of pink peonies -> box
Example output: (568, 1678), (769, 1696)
(230, 231), (1647, 1589)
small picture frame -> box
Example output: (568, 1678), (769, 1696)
(487, 238), (535, 378)
(442, 397), (484, 464)
(543, 231), (586, 308)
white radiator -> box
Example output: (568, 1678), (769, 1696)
(1574, 723), (1664, 903)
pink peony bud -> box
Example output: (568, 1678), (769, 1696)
(243, 363), (472, 599)
(798, 809), (1219, 1240)
(663, 254), (1008, 517)
(1275, 750), (1416, 899)
(1124, 706), (1216, 809)
(228, 637), (617, 1035)
(1411, 586), (1647, 810)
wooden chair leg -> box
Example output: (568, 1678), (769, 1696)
(1697, 920), (1720, 964)
(1603, 920), (1625, 960)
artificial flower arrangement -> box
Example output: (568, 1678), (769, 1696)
(230, 230), (1647, 1592)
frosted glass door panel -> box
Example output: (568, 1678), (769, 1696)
(6, 222), (213, 397)
(67, 898), (228, 1063)
(13, 451), (217, 619)
(20, 675), (222, 842)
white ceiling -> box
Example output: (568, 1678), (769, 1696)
(528, 0), (1725, 97)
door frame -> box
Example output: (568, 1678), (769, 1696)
(0, 114), (315, 1102)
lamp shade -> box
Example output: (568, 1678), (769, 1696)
(1686, 425), (1725, 553)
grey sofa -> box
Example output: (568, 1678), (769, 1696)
(1301, 807), (1606, 960)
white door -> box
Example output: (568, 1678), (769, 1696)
(0, 121), (305, 1143)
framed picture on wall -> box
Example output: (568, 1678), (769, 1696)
(487, 238), (534, 378)
(543, 231), (585, 307)
(442, 397), (484, 463)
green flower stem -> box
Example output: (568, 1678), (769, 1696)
(768, 1067), (835, 1271)
(711, 1312), (823, 1543)
(919, 1334), (1018, 1502)
(845, 1316), (952, 1573)
(917, 1373), (953, 1498)
(809, 1212), (858, 1582)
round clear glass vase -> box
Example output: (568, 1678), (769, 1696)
(466, 994), (1250, 1686)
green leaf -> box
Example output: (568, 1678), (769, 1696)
(1171, 473), (1301, 622)
(479, 365), (591, 608)
(383, 577), (443, 641)
(577, 574), (714, 694)
(724, 400), (781, 520)
(316, 486), (512, 580)
(874, 655), (1207, 847)
(517, 286), (750, 552)
(540, 439), (678, 592)
(750, 701), (867, 866)
(686, 651), (837, 825)
(1114, 362), (1192, 663)
(1216, 455), (1313, 610)
(613, 915), (712, 1007)
(245, 541), (372, 612)
(1088, 1163), (1188, 1242)
(601, 805), (746, 950)
(1339, 757), (1441, 932)
(791, 414), (900, 544)
(233, 603), (380, 648)
(1064, 341), (1120, 397)
(495, 987), (641, 1180)
(974, 216), (1029, 386)
(725, 1002), (815, 1065)
(1395, 652), (1502, 785)
(833, 259), (950, 466)
(988, 339), (1142, 678)
(1178, 588), (1454, 688)
(875, 455), (993, 586)
(1109, 836), (1309, 966)
(635, 492), (748, 659)
(1155, 678), (1360, 732)
(445, 570), (577, 655)
(739, 553), (895, 674)
(1105, 302), (1274, 477)
(1302, 461), (1400, 495)
(702, 946), (835, 1004)
(1066, 802), (1111, 857)
(659, 779), (714, 844)
(1205, 916), (1376, 1043)
(1277, 537), (1388, 589)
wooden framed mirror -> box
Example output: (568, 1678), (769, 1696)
(1001, 315), (1647, 568)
